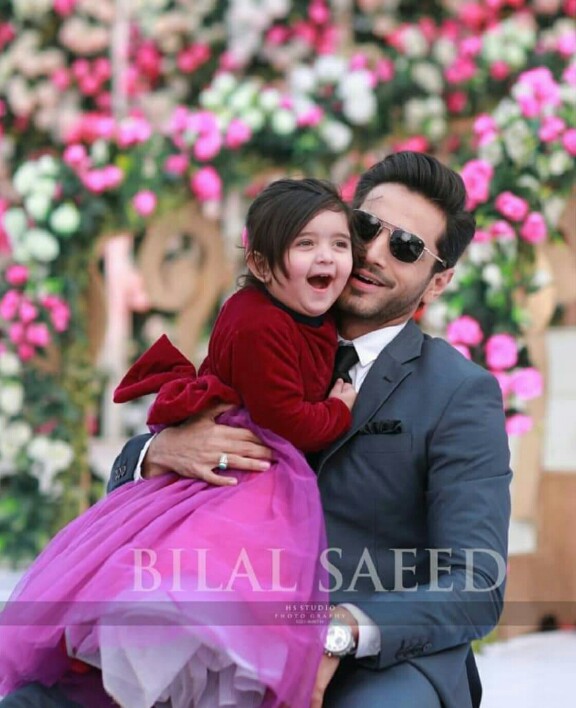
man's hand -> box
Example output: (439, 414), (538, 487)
(142, 403), (272, 485)
(310, 606), (360, 707)
(310, 655), (340, 708)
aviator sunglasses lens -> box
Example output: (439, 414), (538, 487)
(389, 230), (425, 263)
(353, 210), (382, 241)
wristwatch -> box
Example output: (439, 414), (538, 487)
(323, 619), (356, 658)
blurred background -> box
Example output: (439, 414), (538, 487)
(0, 1), (575, 702)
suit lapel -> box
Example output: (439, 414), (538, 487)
(318, 321), (424, 473)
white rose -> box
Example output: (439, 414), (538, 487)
(25, 193), (52, 222)
(421, 301), (449, 333)
(37, 154), (60, 177)
(13, 162), (39, 197)
(411, 62), (443, 94)
(543, 195), (567, 228)
(7, 420), (32, 448)
(27, 436), (51, 461)
(404, 99), (427, 131)
(200, 88), (221, 111)
(24, 228), (60, 262)
(229, 84), (258, 112)
(432, 38), (457, 67)
(90, 139), (110, 166)
(241, 108), (265, 131)
(467, 242), (495, 265)
(482, 264), (504, 290)
(49, 203), (81, 236)
(0, 352), (22, 376)
(3, 208), (28, 244)
(211, 72), (237, 97)
(478, 139), (504, 166)
(49, 440), (74, 473)
(270, 109), (297, 135)
(259, 88), (282, 112)
(0, 382), (24, 416)
(427, 116), (447, 140)
(338, 71), (373, 99)
(314, 56), (347, 83)
(401, 27), (428, 58)
(548, 150), (573, 176)
(319, 120), (352, 152)
(560, 84), (576, 105)
(289, 66), (317, 94)
(33, 177), (57, 199)
(343, 92), (377, 125)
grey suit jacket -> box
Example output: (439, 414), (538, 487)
(316, 320), (511, 706)
(108, 320), (511, 707)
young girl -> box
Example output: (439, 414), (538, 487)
(0, 179), (360, 708)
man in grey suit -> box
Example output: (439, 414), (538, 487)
(1, 152), (511, 706)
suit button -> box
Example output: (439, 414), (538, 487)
(423, 642), (432, 652)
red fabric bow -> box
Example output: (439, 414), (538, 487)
(114, 335), (240, 427)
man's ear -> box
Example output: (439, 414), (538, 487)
(246, 251), (271, 284)
(422, 267), (454, 306)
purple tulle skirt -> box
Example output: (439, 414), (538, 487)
(0, 409), (328, 707)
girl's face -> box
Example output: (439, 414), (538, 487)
(265, 209), (353, 317)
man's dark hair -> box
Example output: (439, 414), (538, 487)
(353, 151), (476, 271)
(241, 177), (362, 287)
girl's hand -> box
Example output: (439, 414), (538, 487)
(328, 379), (357, 411)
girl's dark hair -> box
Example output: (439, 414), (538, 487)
(240, 178), (361, 287)
(353, 151), (476, 272)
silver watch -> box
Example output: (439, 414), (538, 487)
(323, 619), (356, 658)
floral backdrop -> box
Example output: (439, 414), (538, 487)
(0, 0), (575, 563)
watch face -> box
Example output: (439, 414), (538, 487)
(326, 623), (353, 654)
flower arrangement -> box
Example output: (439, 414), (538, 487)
(0, 0), (575, 562)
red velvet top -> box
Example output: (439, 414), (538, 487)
(115, 286), (351, 452)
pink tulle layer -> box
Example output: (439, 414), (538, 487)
(0, 409), (328, 707)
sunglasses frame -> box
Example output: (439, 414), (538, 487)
(353, 209), (447, 269)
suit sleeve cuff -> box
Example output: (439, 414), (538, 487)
(339, 603), (381, 658)
(134, 434), (157, 481)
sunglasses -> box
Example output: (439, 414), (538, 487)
(352, 209), (447, 268)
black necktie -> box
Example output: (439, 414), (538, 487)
(331, 344), (359, 387)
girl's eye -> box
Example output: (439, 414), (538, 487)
(335, 240), (351, 249)
(295, 239), (313, 247)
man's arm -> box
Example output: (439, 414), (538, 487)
(354, 370), (512, 670)
(106, 405), (273, 493)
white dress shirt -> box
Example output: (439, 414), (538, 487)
(336, 321), (408, 657)
(135, 321), (409, 657)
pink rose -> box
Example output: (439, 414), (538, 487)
(446, 315), (484, 346)
(562, 128), (576, 156)
(63, 144), (89, 170)
(5, 264), (28, 286)
(392, 136), (429, 153)
(506, 414), (533, 436)
(8, 321), (25, 344)
(164, 154), (188, 175)
(18, 343), (36, 361)
(494, 192), (529, 222)
(193, 133), (222, 162)
(491, 371), (511, 399)
(54, 0), (77, 16)
(374, 58), (394, 82)
(539, 115), (566, 142)
(19, 299), (38, 324)
(297, 106), (324, 128)
(461, 159), (494, 210)
(452, 344), (472, 359)
(132, 190), (157, 217)
(225, 119), (252, 149)
(191, 166), (222, 202)
(490, 61), (510, 80)
(489, 220), (515, 242)
(0, 290), (21, 320)
(508, 368), (544, 400)
(50, 302), (71, 332)
(446, 92), (467, 113)
(485, 334), (518, 370)
(473, 229), (492, 243)
(26, 322), (51, 347)
(520, 212), (547, 244)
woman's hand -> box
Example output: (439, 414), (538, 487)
(142, 403), (273, 486)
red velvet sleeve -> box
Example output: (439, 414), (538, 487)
(227, 321), (351, 453)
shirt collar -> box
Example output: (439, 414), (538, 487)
(338, 322), (408, 367)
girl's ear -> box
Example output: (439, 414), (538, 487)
(246, 251), (271, 284)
